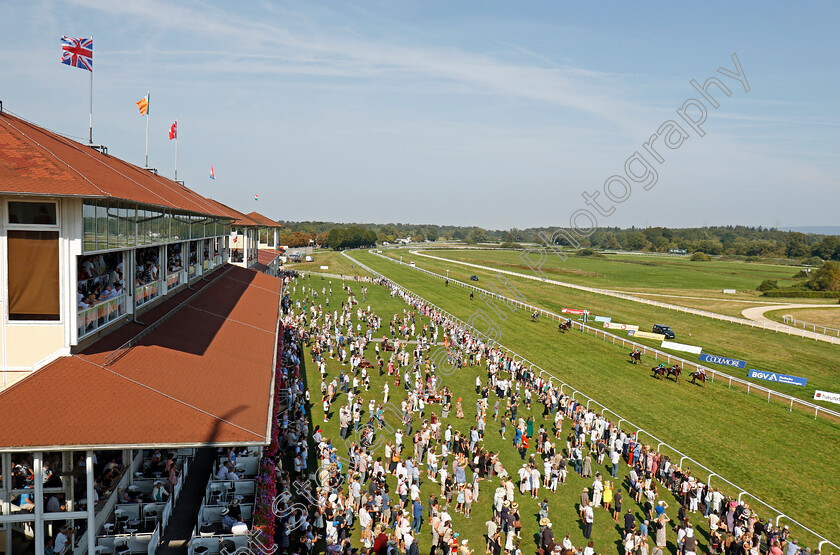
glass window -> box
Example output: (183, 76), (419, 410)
(125, 204), (136, 247)
(83, 202), (96, 252)
(7, 201), (57, 225)
(8, 230), (60, 320)
(95, 202), (108, 251)
(172, 214), (184, 241)
(140, 209), (152, 245)
(107, 204), (120, 250)
(117, 205), (127, 248)
(162, 210), (171, 242)
(190, 215), (199, 240)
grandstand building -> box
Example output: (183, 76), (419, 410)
(0, 109), (284, 554)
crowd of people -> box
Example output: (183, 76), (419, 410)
(77, 252), (124, 310)
(265, 272), (821, 555)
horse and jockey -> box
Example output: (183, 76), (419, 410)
(651, 362), (682, 381)
(628, 348), (642, 364)
(689, 366), (707, 386)
(558, 318), (573, 333)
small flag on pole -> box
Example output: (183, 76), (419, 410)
(136, 94), (149, 115)
(60, 36), (93, 71)
(210, 166), (215, 180)
(254, 194), (259, 201)
(169, 121), (177, 140)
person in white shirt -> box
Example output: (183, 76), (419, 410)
(231, 515), (249, 535)
(563, 534), (575, 551)
(54, 527), (73, 554)
(216, 462), (231, 481)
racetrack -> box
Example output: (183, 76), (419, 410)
(410, 249), (840, 346)
(742, 304), (840, 340)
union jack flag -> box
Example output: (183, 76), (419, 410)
(61, 36), (93, 71)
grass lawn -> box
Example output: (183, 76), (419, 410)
(371, 249), (840, 403)
(345, 249), (840, 544)
(290, 281), (735, 554)
(420, 249), (805, 293)
(285, 249), (372, 276)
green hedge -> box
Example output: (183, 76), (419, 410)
(762, 289), (840, 298)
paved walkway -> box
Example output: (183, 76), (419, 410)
(741, 304), (840, 344)
(409, 249), (840, 346)
(156, 447), (216, 555)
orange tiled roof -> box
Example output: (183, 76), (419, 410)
(0, 111), (238, 219)
(257, 249), (283, 268)
(0, 265), (280, 450)
(202, 198), (260, 227)
(245, 211), (282, 228)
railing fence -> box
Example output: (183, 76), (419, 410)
(782, 314), (840, 337)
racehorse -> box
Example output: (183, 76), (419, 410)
(689, 371), (707, 386)
(531, 311), (540, 322)
(629, 351), (642, 364)
(666, 365), (682, 382)
(558, 320), (572, 333)
(651, 365), (666, 379)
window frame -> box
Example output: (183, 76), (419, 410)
(5, 199), (62, 324)
(4, 199), (60, 230)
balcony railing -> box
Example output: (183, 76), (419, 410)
(78, 294), (128, 339)
(167, 271), (183, 291)
(136, 281), (160, 308)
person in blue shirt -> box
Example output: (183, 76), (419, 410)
(412, 499), (423, 533)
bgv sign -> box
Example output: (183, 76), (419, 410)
(748, 369), (807, 387)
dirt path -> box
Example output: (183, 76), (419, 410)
(741, 304), (840, 344)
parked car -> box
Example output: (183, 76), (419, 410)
(652, 324), (675, 339)
(470, 275), (479, 281)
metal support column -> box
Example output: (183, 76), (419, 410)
(33, 453), (44, 554)
(86, 451), (96, 555)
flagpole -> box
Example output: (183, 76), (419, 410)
(89, 46), (93, 144)
(144, 91), (150, 167)
(174, 122), (178, 181)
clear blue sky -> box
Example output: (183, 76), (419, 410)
(2, 1), (838, 229)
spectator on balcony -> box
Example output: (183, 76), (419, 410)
(152, 481), (169, 502)
(230, 514), (249, 535)
(221, 508), (235, 533)
(45, 493), (64, 512)
(216, 461), (232, 481)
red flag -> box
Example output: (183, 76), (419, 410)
(169, 120), (177, 140)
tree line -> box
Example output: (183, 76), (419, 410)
(274, 221), (840, 261)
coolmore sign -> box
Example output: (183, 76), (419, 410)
(562, 308), (589, 315)
(661, 340), (702, 355)
(629, 330), (666, 341)
(814, 390), (840, 405)
(699, 353), (746, 369)
(604, 322), (639, 332)
(748, 369), (808, 387)
(593, 316), (611, 323)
